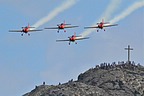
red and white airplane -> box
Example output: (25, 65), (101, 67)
(84, 19), (118, 32)
(56, 33), (89, 45)
(9, 24), (43, 36)
(45, 21), (79, 33)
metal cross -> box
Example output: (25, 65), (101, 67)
(125, 45), (133, 62)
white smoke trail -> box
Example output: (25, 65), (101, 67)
(32, 0), (77, 29)
(99, 0), (122, 22)
(110, 1), (144, 24)
(81, 0), (121, 37)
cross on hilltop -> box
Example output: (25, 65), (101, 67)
(125, 45), (133, 63)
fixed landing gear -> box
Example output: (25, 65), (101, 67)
(68, 42), (77, 45)
(21, 33), (30, 36)
(57, 30), (66, 33)
(97, 29), (106, 32)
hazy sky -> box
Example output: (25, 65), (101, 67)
(0, 0), (143, 96)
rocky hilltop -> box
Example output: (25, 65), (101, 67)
(23, 61), (144, 96)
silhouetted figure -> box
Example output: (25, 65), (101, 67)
(96, 65), (99, 69)
(43, 82), (45, 85)
(35, 85), (38, 89)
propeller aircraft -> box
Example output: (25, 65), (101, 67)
(45, 21), (79, 33)
(9, 24), (43, 36)
(84, 19), (118, 32)
(56, 33), (89, 45)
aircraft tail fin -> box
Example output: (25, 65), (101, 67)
(102, 19), (104, 23)
(64, 20), (71, 25)
(74, 32), (76, 36)
(28, 23), (30, 28)
(64, 20), (65, 25)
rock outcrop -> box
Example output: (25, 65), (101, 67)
(23, 62), (144, 96)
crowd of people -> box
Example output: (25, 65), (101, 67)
(95, 61), (142, 70)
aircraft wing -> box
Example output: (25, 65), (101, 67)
(64, 26), (79, 28)
(9, 30), (22, 32)
(103, 24), (118, 27)
(84, 26), (99, 29)
(45, 27), (58, 29)
(56, 39), (70, 42)
(28, 29), (43, 32)
(75, 37), (90, 40)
